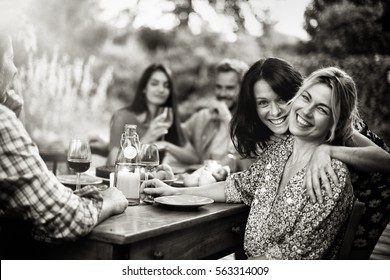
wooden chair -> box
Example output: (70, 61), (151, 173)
(338, 199), (366, 259)
(39, 151), (68, 175)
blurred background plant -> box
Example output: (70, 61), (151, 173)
(1, 0), (389, 150)
(13, 50), (114, 152)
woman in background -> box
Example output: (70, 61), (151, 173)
(105, 63), (186, 165)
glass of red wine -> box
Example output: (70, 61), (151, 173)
(67, 138), (92, 192)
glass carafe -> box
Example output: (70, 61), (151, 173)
(114, 124), (141, 205)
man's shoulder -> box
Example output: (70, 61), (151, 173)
(0, 104), (31, 141)
(0, 104), (18, 125)
(186, 108), (211, 123)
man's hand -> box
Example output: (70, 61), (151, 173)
(209, 101), (232, 122)
(2, 90), (23, 117)
(97, 187), (128, 224)
(305, 144), (338, 203)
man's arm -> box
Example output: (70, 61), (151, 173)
(305, 130), (390, 203)
(0, 107), (126, 242)
(162, 141), (201, 164)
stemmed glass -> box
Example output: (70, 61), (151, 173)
(139, 143), (159, 202)
(158, 107), (173, 141)
(67, 139), (92, 192)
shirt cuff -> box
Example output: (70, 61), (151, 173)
(74, 185), (104, 216)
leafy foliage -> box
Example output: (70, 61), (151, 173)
(4, 0), (109, 57)
(303, 0), (390, 55)
(6, 0), (389, 149)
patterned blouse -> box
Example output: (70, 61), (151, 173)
(350, 119), (390, 253)
(225, 136), (354, 259)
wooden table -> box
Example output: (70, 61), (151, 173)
(2, 203), (249, 260)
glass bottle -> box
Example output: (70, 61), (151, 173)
(114, 124), (141, 205)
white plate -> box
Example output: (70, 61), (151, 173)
(154, 195), (214, 209)
(57, 174), (103, 186)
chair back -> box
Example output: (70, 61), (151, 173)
(338, 199), (365, 259)
(39, 151), (67, 175)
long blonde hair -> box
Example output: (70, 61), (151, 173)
(290, 67), (359, 145)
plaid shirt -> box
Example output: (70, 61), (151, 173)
(0, 104), (103, 242)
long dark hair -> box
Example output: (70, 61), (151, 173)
(230, 58), (303, 158)
(128, 63), (185, 146)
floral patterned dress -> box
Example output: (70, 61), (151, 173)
(351, 119), (390, 253)
(225, 136), (354, 259)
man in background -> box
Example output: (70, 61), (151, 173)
(162, 59), (249, 171)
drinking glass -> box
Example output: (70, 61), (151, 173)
(67, 139), (92, 192)
(158, 107), (173, 141)
(139, 143), (159, 202)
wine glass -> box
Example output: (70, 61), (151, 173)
(158, 107), (173, 141)
(139, 143), (159, 202)
(67, 138), (92, 192)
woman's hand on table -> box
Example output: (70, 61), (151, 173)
(141, 178), (179, 198)
(305, 144), (338, 203)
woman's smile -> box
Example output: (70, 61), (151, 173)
(268, 116), (287, 126)
(295, 114), (313, 128)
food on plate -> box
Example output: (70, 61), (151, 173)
(184, 160), (229, 187)
(156, 164), (175, 179)
(198, 170), (217, 186)
(154, 170), (167, 180)
(146, 164), (175, 181)
(157, 164), (173, 174)
(211, 167), (229, 182)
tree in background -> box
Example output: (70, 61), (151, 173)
(300, 0), (390, 143)
(303, 0), (390, 55)
(2, 0), (109, 58)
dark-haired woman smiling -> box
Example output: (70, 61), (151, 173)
(142, 66), (359, 259)
(106, 63), (186, 165)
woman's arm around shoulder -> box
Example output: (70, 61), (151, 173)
(305, 130), (390, 203)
